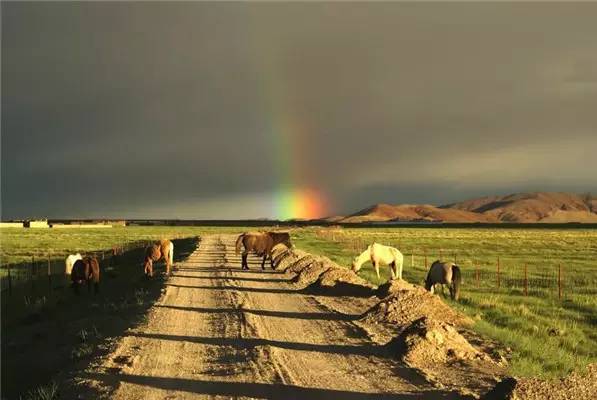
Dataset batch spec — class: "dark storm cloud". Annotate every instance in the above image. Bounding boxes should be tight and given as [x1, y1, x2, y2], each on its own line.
[2, 2, 597, 219]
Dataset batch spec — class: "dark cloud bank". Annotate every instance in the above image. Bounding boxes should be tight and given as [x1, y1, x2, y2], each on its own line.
[2, 2, 596, 219]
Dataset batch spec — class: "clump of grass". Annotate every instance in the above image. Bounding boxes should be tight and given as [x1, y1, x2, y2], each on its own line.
[70, 343, 94, 360]
[23, 381, 59, 400]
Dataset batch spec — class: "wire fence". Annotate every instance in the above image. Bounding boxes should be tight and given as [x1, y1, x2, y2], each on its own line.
[0, 235, 192, 297]
[316, 230, 596, 300]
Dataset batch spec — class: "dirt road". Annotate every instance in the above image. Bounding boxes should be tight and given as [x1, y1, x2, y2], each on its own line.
[79, 235, 461, 399]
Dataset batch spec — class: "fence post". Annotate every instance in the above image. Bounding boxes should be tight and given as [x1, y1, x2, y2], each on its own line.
[8, 264, 12, 296]
[496, 256, 500, 290]
[453, 252, 457, 264]
[524, 263, 528, 296]
[439, 248, 443, 260]
[558, 263, 562, 300]
[424, 248, 428, 270]
[411, 252, 414, 268]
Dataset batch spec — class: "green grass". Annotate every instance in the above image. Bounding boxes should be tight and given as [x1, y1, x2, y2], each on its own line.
[291, 226, 597, 379]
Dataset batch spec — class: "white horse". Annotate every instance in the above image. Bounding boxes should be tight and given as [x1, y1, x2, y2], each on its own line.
[352, 243, 404, 280]
[65, 253, 83, 275]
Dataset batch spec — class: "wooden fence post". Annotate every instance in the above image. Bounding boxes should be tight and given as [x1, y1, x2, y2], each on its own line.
[424, 248, 428, 270]
[496, 256, 500, 290]
[558, 263, 562, 300]
[453, 253, 457, 264]
[524, 263, 528, 296]
[411, 252, 414, 268]
[439, 248, 443, 260]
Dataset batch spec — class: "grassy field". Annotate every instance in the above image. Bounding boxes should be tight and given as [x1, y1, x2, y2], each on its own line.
[2, 225, 595, 381]
[291, 226, 597, 379]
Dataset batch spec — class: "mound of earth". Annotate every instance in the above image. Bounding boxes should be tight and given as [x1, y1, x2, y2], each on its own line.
[376, 279, 418, 299]
[388, 317, 503, 396]
[307, 267, 377, 297]
[271, 243, 291, 265]
[292, 259, 333, 287]
[287, 254, 320, 275]
[364, 282, 472, 328]
[274, 249, 309, 272]
[483, 364, 597, 400]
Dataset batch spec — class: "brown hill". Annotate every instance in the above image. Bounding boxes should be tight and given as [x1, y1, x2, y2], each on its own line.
[442, 192, 597, 223]
[341, 203, 498, 223]
[340, 192, 597, 223]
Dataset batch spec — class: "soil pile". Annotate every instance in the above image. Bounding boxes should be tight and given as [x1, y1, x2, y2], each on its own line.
[483, 364, 597, 400]
[275, 249, 309, 272]
[271, 244, 291, 265]
[307, 267, 377, 297]
[388, 317, 503, 396]
[287, 254, 320, 275]
[292, 259, 333, 287]
[364, 281, 472, 328]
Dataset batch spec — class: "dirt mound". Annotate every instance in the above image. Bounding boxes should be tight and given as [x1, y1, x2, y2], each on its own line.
[274, 249, 309, 272]
[271, 243, 290, 264]
[364, 283, 472, 328]
[388, 317, 502, 396]
[287, 254, 320, 275]
[292, 259, 333, 287]
[390, 317, 483, 364]
[483, 364, 597, 400]
[307, 267, 377, 297]
[376, 279, 418, 299]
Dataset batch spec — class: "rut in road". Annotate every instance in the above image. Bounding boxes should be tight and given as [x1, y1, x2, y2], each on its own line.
[80, 235, 461, 399]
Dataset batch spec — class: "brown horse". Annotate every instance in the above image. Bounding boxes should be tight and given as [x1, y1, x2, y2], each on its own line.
[143, 239, 174, 277]
[71, 256, 100, 294]
[235, 231, 292, 270]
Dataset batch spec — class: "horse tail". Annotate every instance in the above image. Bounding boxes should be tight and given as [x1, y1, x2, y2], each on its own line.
[451, 265, 462, 300]
[169, 241, 174, 265]
[235, 234, 245, 255]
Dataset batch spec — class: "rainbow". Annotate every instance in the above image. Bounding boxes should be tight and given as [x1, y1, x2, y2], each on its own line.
[248, 16, 330, 221]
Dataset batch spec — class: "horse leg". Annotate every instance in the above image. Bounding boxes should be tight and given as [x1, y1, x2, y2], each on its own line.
[261, 254, 266, 270]
[242, 253, 249, 270]
[389, 261, 397, 280]
[374, 261, 380, 280]
[270, 254, 275, 270]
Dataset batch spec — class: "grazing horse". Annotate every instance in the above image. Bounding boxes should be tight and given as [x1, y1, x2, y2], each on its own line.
[235, 231, 292, 270]
[352, 243, 404, 280]
[425, 260, 462, 300]
[143, 239, 174, 277]
[65, 253, 83, 275]
[71, 257, 100, 294]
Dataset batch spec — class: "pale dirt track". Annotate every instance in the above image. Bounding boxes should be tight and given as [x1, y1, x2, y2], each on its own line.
[80, 235, 461, 399]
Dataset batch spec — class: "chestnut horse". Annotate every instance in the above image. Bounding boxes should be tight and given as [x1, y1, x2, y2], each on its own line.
[71, 256, 100, 294]
[143, 239, 174, 277]
[235, 232, 292, 270]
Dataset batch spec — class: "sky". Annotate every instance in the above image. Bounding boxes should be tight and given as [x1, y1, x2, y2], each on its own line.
[2, 2, 597, 220]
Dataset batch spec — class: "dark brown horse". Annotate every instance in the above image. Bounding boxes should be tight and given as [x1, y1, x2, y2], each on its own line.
[143, 239, 174, 277]
[71, 256, 100, 294]
[235, 231, 292, 270]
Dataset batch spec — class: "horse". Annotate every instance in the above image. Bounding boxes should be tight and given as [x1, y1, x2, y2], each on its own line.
[71, 256, 100, 294]
[425, 260, 462, 300]
[352, 243, 404, 280]
[143, 239, 174, 277]
[65, 253, 83, 275]
[235, 231, 292, 270]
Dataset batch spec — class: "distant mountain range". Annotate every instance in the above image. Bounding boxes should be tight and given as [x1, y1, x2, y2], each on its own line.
[335, 192, 597, 223]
